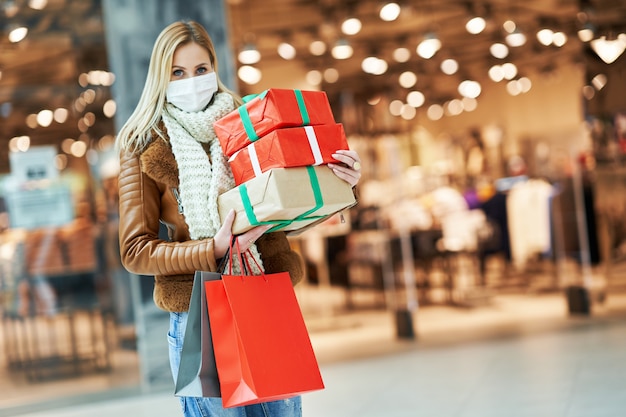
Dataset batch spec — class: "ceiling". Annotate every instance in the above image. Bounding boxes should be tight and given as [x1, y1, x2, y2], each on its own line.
[1, 0, 626, 171]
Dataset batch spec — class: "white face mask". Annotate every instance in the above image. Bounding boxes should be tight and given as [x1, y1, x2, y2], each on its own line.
[166, 72, 218, 112]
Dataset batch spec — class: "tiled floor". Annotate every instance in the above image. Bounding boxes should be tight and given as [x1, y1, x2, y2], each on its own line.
[7, 290, 626, 417]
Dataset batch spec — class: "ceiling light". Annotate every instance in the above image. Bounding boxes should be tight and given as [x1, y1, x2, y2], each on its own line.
[446, 99, 464, 116]
[10, 136, 31, 152]
[441, 58, 459, 75]
[518, 77, 532, 93]
[591, 73, 607, 90]
[277, 42, 296, 60]
[8, 26, 28, 43]
[427, 104, 444, 121]
[380, 3, 401, 22]
[506, 30, 526, 47]
[466, 16, 486, 34]
[506, 80, 522, 96]
[25, 114, 38, 129]
[389, 99, 403, 116]
[37, 109, 53, 127]
[503, 20, 516, 33]
[458, 80, 481, 99]
[331, 39, 353, 60]
[417, 34, 441, 59]
[537, 29, 554, 46]
[28, 0, 48, 10]
[103, 100, 117, 118]
[488, 65, 504, 82]
[490, 42, 509, 59]
[306, 70, 322, 86]
[590, 35, 626, 64]
[367, 95, 381, 105]
[407, 91, 425, 107]
[553, 32, 567, 47]
[341, 17, 362, 35]
[399, 71, 417, 88]
[361, 56, 388, 75]
[582, 85, 595, 100]
[401, 104, 417, 120]
[238, 43, 261, 65]
[309, 40, 326, 56]
[502, 62, 518, 79]
[578, 26, 594, 42]
[462, 97, 478, 111]
[393, 47, 411, 62]
[323, 68, 339, 83]
[53, 108, 68, 123]
[237, 65, 262, 84]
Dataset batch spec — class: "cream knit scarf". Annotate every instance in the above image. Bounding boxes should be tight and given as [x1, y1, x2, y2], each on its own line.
[162, 92, 263, 274]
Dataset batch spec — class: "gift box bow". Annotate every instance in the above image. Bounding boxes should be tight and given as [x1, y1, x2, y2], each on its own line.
[238, 89, 312, 142]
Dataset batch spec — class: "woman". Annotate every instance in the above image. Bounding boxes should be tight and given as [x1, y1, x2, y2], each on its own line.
[115, 20, 362, 417]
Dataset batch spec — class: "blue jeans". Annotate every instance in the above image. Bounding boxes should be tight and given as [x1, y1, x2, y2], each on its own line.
[168, 312, 302, 417]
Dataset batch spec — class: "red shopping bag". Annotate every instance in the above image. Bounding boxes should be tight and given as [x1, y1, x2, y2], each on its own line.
[205, 248, 324, 408]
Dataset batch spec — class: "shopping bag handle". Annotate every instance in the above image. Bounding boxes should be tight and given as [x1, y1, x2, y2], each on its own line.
[228, 236, 252, 277]
[228, 237, 267, 281]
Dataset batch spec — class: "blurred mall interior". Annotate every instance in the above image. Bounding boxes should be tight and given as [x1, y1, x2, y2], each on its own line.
[1, 0, 626, 415]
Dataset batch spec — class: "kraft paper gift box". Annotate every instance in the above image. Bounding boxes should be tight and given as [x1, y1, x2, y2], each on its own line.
[228, 124, 349, 185]
[214, 89, 336, 157]
[218, 166, 356, 235]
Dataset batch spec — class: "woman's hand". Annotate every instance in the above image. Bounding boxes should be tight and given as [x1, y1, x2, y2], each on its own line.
[328, 149, 362, 188]
[213, 209, 272, 259]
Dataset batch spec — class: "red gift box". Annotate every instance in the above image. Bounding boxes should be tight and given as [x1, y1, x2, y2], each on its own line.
[228, 124, 349, 185]
[214, 89, 336, 157]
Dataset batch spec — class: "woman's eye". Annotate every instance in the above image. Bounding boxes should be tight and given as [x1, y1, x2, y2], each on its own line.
[172, 69, 183, 77]
[196, 67, 208, 75]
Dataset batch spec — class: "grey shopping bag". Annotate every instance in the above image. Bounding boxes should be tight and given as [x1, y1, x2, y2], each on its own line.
[174, 270, 222, 397]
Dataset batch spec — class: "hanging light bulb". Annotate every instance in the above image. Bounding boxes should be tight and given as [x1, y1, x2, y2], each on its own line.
[238, 65, 262, 84]
[331, 39, 353, 60]
[341, 17, 362, 35]
[309, 40, 326, 56]
[379, 2, 401, 22]
[490, 42, 509, 59]
[441, 58, 459, 75]
[590, 35, 626, 64]
[466, 16, 486, 34]
[506, 29, 527, 47]
[28, 0, 48, 10]
[537, 28, 554, 46]
[578, 24, 595, 42]
[238, 43, 261, 65]
[277, 42, 296, 60]
[393, 46, 411, 62]
[8, 26, 28, 43]
[361, 56, 388, 75]
[416, 34, 441, 59]
[458, 80, 482, 99]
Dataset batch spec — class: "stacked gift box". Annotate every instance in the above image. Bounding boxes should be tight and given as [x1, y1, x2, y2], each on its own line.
[214, 88, 356, 235]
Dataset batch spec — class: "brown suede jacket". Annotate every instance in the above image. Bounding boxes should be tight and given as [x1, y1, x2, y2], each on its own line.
[118, 136, 304, 312]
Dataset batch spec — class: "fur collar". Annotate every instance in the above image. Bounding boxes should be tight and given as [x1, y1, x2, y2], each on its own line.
[140, 138, 180, 188]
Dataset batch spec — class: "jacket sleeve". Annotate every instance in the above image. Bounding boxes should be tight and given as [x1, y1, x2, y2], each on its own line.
[117, 151, 218, 276]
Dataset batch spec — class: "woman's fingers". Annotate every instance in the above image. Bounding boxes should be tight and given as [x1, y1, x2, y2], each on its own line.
[236, 224, 272, 251]
[329, 150, 362, 187]
[331, 150, 361, 169]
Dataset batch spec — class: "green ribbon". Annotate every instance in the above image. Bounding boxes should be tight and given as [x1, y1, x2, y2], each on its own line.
[238, 166, 325, 233]
[237, 89, 310, 143]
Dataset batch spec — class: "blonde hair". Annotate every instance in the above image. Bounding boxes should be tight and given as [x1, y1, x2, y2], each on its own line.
[115, 20, 242, 154]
